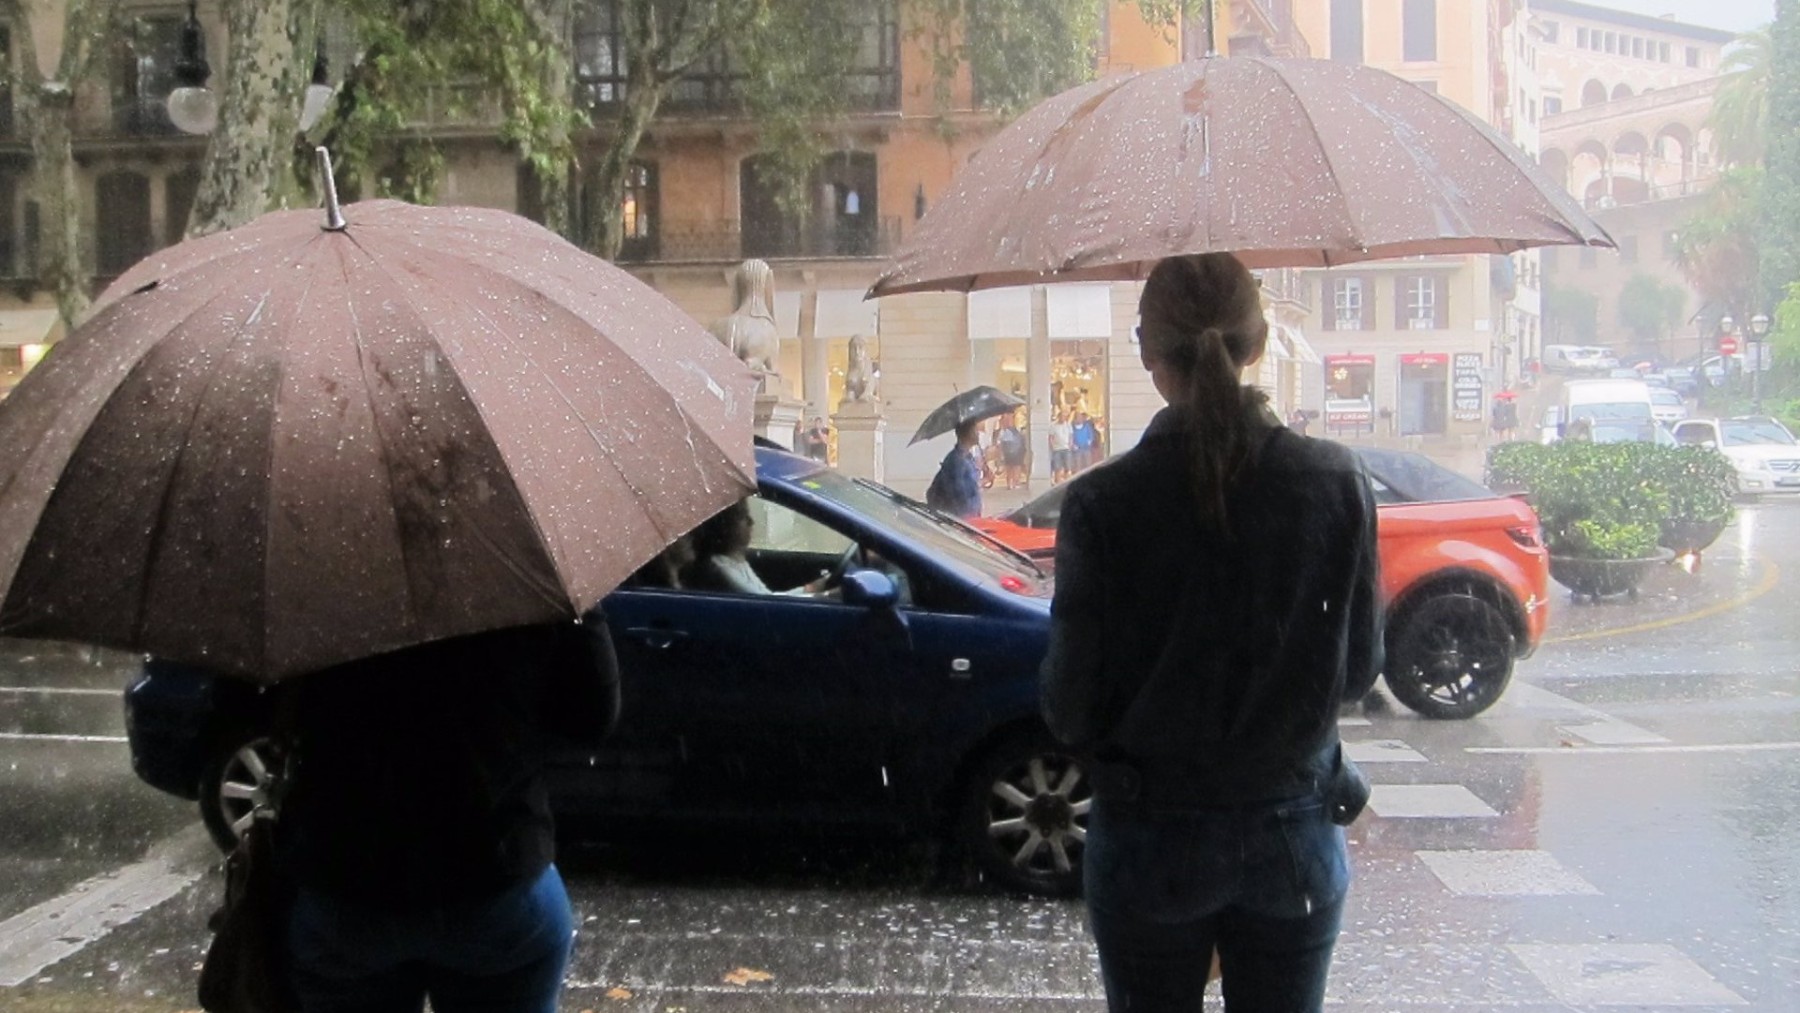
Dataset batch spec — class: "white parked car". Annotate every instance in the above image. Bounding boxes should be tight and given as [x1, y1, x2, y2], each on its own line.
[1671, 417, 1800, 497]
[1649, 388, 1689, 424]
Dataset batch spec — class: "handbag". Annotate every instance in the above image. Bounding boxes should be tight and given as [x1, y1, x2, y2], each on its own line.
[198, 809, 298, 1013]
[199, 694, 300, 1013]
[1326, 744, 1371, 826]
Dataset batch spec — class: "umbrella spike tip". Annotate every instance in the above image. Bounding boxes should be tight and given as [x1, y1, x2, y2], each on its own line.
[316, 146, 347, 231]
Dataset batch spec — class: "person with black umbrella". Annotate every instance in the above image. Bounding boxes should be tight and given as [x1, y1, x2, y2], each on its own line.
[925, 420, 984, 518]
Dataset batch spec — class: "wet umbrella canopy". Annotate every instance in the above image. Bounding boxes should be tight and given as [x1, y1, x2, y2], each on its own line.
[0, 193, 757, 682]
[871, 55, 1613, 297]
[910, 386, 1027, 445]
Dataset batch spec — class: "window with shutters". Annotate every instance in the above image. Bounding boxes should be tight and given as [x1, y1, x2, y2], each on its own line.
[1397, 275, 1444, 330]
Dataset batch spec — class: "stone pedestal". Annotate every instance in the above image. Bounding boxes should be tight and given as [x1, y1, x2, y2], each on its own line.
[832, 399, 887, 483]
[755, 394, 806, 451]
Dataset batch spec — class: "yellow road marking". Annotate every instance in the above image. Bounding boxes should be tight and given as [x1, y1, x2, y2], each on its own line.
[1544, 558, 1780, 645]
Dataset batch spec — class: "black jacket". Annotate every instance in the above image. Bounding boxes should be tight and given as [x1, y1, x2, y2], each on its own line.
[282, 619, 619, 906]
[1041, 407, 1381, 806]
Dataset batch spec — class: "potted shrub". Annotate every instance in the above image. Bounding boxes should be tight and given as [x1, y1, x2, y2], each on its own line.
[1648, 446, 1736, 556]
[1499, 441, 1674, 602]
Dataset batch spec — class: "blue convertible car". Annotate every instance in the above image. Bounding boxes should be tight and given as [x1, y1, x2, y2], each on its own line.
[124, 444, 1084, 895]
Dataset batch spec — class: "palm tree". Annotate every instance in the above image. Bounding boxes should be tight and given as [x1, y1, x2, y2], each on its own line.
[1673, 167, 1763, 323]
[1708, 27, 1769, 167]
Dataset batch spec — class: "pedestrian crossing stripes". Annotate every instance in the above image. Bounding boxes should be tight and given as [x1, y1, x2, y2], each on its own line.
[1415, 849, 1600, 896]
[1349, 726, 1748, 1008]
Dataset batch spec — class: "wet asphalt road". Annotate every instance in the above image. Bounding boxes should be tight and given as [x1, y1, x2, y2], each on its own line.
[1, 501, 1796, 1012]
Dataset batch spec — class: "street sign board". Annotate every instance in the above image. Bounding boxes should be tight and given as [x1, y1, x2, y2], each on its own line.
[1719, 334, 1739, 356]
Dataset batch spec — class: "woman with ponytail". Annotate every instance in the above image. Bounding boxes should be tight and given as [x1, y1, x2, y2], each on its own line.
[1042, 253, 1382, 1012]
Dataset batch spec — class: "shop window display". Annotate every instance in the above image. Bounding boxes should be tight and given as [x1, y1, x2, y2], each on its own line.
[1323, 354, 1376, 436]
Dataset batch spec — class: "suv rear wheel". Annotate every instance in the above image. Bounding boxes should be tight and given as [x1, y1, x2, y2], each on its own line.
[1384, 593, 1516, 720]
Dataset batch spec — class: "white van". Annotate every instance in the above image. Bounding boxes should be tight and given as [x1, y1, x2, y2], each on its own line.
[1559, 378, 1658, 442]
[1543, 345, 1617, 374]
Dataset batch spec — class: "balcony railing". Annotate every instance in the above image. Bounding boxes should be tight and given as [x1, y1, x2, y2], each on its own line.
[1258, 266, 1311, 312]
[616, 216, 902, 264]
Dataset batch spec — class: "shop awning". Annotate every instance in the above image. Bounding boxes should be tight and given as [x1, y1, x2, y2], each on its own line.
[1046, 284, 1113, 339]
[0, 309, 61, 348]
[967, 286, 1032, 340]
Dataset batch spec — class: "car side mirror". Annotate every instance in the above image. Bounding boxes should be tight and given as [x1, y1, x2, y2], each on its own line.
[840, 569, 900, 609]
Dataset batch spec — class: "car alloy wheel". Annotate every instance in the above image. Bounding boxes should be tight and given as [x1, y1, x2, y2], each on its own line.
[200, 735, 280, 852]
[961, 736, 1090, 896]
[1385, 593, 1516, 720]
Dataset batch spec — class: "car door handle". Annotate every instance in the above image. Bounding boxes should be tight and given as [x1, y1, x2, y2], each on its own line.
[623, 627, 690, 650]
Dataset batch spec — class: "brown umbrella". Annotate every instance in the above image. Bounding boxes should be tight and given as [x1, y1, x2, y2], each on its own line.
[871, 55, 1613, 296]
[0, 183, 756, 682]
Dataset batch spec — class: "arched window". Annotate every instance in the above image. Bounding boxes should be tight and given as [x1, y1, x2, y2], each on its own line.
[1581, 80, 1608, 107]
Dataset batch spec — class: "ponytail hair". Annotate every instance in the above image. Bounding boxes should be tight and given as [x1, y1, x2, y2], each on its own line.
[1137, 254, 1270, 532]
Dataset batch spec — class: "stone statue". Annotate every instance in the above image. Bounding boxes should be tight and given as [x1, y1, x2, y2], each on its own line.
[709, 259, 781, 394]
[843, 333, 879, 404]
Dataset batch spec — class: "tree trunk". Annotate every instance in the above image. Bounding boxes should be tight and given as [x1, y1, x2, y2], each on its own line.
[584, 75, 662, 259]
[583, 0, 672, 259]
[6, 0, 116, 328]
[25, 84, 88, 326]
[187, 0, 318, 237]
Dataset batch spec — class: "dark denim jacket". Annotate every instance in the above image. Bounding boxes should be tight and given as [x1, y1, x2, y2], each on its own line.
[1041, 407, 1382, 806]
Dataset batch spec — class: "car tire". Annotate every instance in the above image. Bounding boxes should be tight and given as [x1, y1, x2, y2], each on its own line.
[957, 733, 1089, 897]
[1384, 593, 1516, 720]
[199, 734, 281, 852]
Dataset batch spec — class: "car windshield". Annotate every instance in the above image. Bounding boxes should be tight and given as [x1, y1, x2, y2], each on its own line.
[789, 469, 1048, 589]
[1721, 420, 1798, 446]
[1009, 484, 1069, 528]
[1651, 390, 1683, 406]
[1354, 448, 1495, 503]
[1571, 402, 1653, 421]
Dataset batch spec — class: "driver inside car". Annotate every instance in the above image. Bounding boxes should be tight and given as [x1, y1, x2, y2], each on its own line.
[684, 500, 835, 596]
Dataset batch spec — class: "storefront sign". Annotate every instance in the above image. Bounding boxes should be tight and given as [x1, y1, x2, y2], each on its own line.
[1325, 397, 1373, 428]
[1452, 352, 1484, 423]
[1323, 354, 1377, 435]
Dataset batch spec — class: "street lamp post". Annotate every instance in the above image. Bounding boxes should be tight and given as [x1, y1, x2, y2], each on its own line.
[1747, 312, 1771, 413]
[165, 1, 218, 136]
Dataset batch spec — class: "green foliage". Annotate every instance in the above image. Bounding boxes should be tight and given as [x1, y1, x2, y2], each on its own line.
[307, 0, 582, 208]
[1615, 272, 1687, 347]
[1762, 1, 1800, 309]
[1482, 441, 1735, 560]
[1673, 167, 1763, 319]
[1709, 27, 1769, 167]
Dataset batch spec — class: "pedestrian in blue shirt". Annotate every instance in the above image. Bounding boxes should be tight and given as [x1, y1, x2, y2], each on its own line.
[1072, 411, 1099, 470]
[926, 420, 983, 517]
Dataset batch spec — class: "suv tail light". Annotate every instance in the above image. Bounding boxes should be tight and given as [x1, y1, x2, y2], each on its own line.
[1505, 525, 1543, 549]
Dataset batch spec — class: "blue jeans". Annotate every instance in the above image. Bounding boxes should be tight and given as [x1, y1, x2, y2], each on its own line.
[1084, 795, 1349, 1013]
[287, 864, 575, 1013]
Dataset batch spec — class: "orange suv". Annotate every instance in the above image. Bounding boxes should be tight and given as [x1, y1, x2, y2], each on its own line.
[972, 447, 1549, 719]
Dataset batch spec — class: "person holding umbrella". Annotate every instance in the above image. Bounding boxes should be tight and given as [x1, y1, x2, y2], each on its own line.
[1041, 253, 1381, 1013]
[914, 385, 1024, 518]
[280, 620, 619, 1013]
[0, 153, 761, 1013]
[926, 420, 985, 518]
